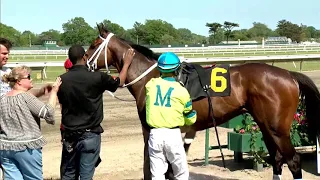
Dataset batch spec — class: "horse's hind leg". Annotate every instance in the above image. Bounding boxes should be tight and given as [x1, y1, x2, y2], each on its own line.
[257, 118, 301, 179]
[258, 126, 285, 180]
[260, 114, 302, 179]
[248, 88, 301, 179]
[272, 134, 302, 179]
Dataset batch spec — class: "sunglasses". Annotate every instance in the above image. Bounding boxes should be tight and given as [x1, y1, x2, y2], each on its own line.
[21, 74, 31, 80]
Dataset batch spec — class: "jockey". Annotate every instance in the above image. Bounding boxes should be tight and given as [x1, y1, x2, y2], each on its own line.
[145, 52, 197, 180]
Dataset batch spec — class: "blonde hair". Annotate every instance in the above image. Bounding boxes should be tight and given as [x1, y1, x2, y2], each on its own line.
[2, 66, 31, 88]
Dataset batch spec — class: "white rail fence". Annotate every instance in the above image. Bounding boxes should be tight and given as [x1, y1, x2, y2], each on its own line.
[9, 44, 320, 55]
[10, 49, 320, 60]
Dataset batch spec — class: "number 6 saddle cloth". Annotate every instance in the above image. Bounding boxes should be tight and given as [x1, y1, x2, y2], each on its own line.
[176, 62, 231, 101]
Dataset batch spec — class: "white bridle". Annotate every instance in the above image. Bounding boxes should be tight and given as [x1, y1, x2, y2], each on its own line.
[86, 33, 114, 73]
[86, 33, 158, 100]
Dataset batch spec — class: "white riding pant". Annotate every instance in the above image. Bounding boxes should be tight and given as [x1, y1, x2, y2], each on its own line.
[148, 128, 189, 180]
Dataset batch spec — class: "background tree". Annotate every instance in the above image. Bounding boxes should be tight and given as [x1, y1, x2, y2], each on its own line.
[61, 17, 96, 45]
[176, 28, 194, 44]
[223, 21, 239, 43]
[141, 19, 179, 45]
[0, 23, 22, 46]
[232, 29, 249, 41]
[276, 20, 304, 43]
[132, 22, 147, 44]
[247, 22, 273, 41]
[206, 22, 222, 44]
[38, 29, 62, 46]
[20, 31, 41, 46]
[102, 20, 126, 38]
[2, 17, 320, 47]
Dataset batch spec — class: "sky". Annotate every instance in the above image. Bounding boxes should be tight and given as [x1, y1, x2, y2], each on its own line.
[1, 0, 320, 36]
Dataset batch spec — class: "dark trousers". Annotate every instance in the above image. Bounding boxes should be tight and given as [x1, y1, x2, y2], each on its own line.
[60, 131, 101, 180]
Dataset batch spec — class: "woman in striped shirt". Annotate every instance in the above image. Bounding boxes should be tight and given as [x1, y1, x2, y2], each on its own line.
[0, 65, 61, 180]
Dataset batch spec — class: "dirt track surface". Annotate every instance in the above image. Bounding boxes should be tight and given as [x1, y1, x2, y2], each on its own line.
[39, 71, 320, 180]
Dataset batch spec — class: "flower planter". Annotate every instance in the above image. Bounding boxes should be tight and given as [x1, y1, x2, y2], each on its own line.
[227, 131, 268, 171]
[227, 131, 267, 153]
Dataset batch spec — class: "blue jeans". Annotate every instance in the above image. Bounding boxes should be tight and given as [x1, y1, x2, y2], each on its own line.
[60, 132, 101, 180]
[0, 148, 42, 180]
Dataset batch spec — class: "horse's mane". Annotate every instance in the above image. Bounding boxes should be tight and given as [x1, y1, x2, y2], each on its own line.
[99, 24, 160, 61]
[119, 38, 160, 61]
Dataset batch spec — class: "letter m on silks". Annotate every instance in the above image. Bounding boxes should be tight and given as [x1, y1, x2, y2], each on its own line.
[154, 85, 174, 107]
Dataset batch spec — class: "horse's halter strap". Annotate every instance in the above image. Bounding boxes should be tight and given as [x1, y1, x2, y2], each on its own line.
[86, 33, 114, 73]
[86, 33, 158, 90]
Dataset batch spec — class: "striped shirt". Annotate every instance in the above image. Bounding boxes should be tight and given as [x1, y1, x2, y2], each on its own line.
[0, 92, 55, 151]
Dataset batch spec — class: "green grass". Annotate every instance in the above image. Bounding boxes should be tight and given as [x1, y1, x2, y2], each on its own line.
[10, 55, 67, 62]
[30, 67, 117, 83]
[31, 67, 65, 82]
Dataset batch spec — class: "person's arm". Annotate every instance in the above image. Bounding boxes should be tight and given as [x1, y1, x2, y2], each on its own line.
[47, 77, 61, 108]
[118, 48, 135, 86]
[100, 48, 135, 92]
[182, 91, 197, 126]
[24, 77, 62, 125]
[24, 93, 55, 125]
[29, 84, 52, 97]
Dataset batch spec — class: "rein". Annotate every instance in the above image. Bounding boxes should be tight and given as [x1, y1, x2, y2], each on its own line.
[87, 33, 158, 101]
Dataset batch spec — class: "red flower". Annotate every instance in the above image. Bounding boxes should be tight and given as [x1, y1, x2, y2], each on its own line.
[294, 113, 301, 123]
[252, 125, 258, 131]
[239, 129, 245, 134]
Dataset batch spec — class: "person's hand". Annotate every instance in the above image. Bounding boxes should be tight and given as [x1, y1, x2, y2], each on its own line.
[51, 77, 62, 93]
[123, 48, 135, 66]
[38, 84, 52, 96]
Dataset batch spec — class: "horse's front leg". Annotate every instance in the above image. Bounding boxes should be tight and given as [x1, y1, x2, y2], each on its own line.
[142, 126, 152, 180]
[182, 129, 197, 154]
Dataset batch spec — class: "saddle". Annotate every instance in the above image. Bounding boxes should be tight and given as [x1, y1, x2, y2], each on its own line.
[176, 62, 231, 101]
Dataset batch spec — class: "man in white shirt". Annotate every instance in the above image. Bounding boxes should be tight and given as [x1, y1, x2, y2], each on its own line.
[0, 37, 12, 180]
[0, 38, 53, 97]
[0, 38, 12, 96]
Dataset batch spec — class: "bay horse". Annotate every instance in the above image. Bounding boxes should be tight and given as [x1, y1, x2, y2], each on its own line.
[85, 23, 320, 180]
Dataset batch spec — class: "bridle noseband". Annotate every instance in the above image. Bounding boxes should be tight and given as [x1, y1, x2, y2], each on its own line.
[86, 33, 114, 73]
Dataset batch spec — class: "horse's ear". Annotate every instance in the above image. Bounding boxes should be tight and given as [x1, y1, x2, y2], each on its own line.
[97, 22, 102, 35]
[101, 22, 105, 29]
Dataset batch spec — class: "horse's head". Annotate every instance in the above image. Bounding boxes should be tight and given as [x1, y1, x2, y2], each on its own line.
[85, 23, 131, 72]
[86, 23, 162, 91]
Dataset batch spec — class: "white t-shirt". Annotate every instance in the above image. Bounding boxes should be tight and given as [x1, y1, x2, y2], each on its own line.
[0, 66, 12, 96]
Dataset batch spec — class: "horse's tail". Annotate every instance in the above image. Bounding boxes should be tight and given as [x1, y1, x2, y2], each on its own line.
[290, 71, 320, 139]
